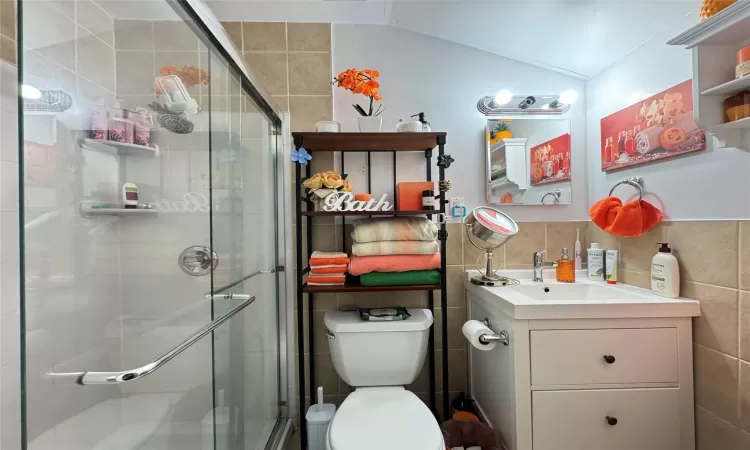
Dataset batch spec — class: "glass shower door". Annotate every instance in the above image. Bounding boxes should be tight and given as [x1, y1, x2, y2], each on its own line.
[17, 1, 285, 449]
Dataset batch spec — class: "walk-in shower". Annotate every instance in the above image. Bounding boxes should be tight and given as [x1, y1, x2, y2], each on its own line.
[15, 0, 289, 448]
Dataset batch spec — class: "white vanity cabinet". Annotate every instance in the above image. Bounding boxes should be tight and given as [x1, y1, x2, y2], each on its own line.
[465, 272, 700, 450]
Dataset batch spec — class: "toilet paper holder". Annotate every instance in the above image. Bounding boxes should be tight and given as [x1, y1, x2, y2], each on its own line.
[480, 318, 510, 346]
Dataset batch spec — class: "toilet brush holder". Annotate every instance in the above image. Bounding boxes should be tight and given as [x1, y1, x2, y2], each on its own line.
[306, 386, 336, 450]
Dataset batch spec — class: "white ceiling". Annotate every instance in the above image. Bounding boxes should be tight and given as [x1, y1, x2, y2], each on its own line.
[204, 0, 703, 79]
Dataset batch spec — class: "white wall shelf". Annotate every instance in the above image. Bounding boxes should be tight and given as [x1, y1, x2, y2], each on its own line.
[667, 1, 750, 48]
[701, 75, 750, 97]
[712, 116, 750, 130]
[80, 203, 158, 217]
[81, 138, 159, 157]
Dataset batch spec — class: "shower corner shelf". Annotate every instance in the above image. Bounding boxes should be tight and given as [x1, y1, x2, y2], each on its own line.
[80, 203, 158, 217]
[81, 138, 159, 157]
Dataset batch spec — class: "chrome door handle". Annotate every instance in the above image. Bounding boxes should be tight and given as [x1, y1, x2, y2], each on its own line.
[48, 295, 256, 385]
[204, 293, 253, 301]
[178, 246, 218, 276]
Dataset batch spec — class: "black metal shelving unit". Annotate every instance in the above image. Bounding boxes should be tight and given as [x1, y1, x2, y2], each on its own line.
[293, 132, 450, 448]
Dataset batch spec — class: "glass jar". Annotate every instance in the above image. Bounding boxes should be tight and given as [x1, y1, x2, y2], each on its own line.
[724, 91, 750, 122]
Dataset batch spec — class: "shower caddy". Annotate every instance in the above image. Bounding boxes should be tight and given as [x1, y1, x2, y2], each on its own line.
[293, 132, 452, 448]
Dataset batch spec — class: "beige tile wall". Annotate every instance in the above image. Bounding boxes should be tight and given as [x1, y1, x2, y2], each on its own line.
[0, 0, 14, 64]
[590, 221, 750, 446]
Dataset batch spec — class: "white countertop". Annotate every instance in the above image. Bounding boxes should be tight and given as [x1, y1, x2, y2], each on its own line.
[464, 269, 701, 320]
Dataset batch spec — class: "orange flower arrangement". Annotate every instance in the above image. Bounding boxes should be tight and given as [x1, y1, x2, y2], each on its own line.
[333, 68, 384, 117]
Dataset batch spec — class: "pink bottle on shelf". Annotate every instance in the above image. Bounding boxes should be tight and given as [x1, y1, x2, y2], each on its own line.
[132, 107, 153, 147]
[108, 106, 127, 143]
[90, 100, 108, 140]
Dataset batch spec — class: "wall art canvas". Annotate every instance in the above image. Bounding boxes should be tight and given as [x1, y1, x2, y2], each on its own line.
[600, 79, 706, 172]
[530, 133, 571, 186]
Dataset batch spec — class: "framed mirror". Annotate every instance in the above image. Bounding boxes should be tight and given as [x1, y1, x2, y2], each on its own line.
[486, 118, 572, 205]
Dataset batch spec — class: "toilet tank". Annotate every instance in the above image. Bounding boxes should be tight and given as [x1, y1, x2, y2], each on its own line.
[324, 309, 433, 387]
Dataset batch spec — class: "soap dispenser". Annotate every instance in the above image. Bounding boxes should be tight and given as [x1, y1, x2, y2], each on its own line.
[556, 248, 575, 283]
[651, 243, 679, 298]
[411, 112, 431, 132]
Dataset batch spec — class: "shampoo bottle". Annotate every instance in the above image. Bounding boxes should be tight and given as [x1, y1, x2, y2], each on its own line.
[651, 243, 680, 298]
[587, 243, 604, 281]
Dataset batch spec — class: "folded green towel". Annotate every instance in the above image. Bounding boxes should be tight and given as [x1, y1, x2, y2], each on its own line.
[360, 270, 441, 286]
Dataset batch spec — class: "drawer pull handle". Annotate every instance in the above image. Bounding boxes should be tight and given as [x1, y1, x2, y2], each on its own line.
[605, 416, 618, 426]
[603, 355, 616, 364]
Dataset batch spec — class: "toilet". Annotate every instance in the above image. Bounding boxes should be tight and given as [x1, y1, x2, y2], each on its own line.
[323, 308, 445, 450]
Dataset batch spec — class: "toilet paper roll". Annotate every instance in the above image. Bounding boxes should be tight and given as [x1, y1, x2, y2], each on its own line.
[462, 320, 497, 351]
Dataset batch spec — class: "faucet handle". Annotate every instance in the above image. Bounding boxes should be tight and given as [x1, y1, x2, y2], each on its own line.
[533, 249, 547, 265]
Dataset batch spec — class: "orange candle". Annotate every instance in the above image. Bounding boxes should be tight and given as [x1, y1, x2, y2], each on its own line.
[354, 194, 372, 201]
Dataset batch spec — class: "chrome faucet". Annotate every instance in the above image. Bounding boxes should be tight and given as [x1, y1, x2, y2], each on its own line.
[532, 250, 554, 282]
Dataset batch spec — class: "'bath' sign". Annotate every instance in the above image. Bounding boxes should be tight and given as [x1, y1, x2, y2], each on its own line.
[323, 192, 392, 212]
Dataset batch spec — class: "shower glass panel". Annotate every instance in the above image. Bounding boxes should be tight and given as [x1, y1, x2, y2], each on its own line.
[17, 1, 285, 449]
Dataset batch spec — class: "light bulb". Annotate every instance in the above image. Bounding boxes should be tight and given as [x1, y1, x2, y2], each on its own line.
[21, 84, 42, 100]
[541, 104, 550, 110]
[559, 90, 579, 105]
[493, 90, 513, 105]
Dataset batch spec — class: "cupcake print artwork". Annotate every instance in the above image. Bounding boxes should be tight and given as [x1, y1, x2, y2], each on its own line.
[600, 79, 706, 172]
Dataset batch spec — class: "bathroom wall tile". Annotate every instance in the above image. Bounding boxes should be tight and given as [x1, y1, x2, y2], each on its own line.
[696, 406, 750, 450]
[77, 0, 113, 46]
[741, 291, 750, 362]
[289, 96, 332, 133]
[446, 223, 463, 266]
[586, 223, 620, 253]
[447, 349, 467, 392]
[619, 269, 650, 289]
[309, 353, 338, 395]
[668, 221, 738, 288]
[242, 22, 286, 52]
[446, 266, 465, 308]
[0, 0, 15, 40]
[113, 20, 153, 51]
[0, 35, 14, 65]
[116, 51, 155, 95]
[78, 77, 115, 102]
[505, 222, 545, 265]
[220, 22, 243, 50]
[24, 2, 74, 71]
[434, 307, 466, 351]
[1, 160, 17, 212]
[77, 27, 115, 93]
[244, 53, 288, 96]
[309, 293, 337, 311]
[311, 224, 339, 253]
[312, 310, 328, 355]
[741, 360, 750, 432]
[546, 222, 586, 263]
[618, 223, 666, 273]
[287, 23, 330, 52]
[153, 20, 200, 51]
[684, 281, 739, 357]
[694, 344, 740, 425]
[740, 222, 750, 291]
[272, 95, 289, 112]
[288, 53, 331, 95]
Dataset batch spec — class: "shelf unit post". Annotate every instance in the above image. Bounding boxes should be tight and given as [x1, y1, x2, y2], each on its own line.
[437, 135, 449, 420]
[424, 147, 436, 418]
[293, 134, 307, 450]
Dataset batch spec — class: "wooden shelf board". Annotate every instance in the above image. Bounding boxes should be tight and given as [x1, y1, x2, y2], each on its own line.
[302, 282, 440, 294]
[712, 117, 750, 130]
[701, 76, 750, 97]
[667, 1, 750, 47]
[292, 132, 446, 152]
[302, 210, 437, 217]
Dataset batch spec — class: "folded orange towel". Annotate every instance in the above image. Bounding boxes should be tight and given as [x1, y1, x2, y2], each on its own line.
[309, 251, 350, 266]
[307, 274, 347, 285]
[589, 197, 663, 237]
[311, 266, 348, 275]
[349, 253, 441, 276]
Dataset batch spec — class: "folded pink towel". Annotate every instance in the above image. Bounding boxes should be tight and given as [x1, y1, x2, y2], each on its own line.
[349, 253, 441, 276]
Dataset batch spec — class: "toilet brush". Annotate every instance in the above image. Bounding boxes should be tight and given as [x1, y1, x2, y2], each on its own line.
[306, 386, 336, 450]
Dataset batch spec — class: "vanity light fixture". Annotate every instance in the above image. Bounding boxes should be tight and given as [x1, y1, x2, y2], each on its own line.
[490, 89, 513, 107]
[559, 89, 579, 105]
[477, 93, 570, 115]
[21, 84, 42, 100]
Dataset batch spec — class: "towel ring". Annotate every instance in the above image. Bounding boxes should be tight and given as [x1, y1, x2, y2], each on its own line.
[609, 176, 644, 201]
[540, 189, 561, 204]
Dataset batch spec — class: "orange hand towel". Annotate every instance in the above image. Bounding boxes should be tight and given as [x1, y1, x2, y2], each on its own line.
[307, 274, 346, 285]
[309, 251, 350, 266]
[310, 266, 348, 275]
[589, 197, 663, 237]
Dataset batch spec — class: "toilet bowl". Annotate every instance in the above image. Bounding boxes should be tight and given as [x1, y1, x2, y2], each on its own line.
[324, 309, 444, 450]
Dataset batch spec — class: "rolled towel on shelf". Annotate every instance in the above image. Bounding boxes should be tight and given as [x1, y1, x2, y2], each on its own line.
[349, 253, 441, 276]
[351, 240, 439, 257]
[351, 217, 438, 243]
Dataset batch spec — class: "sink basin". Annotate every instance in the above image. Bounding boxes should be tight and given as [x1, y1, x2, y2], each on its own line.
[509, 283, 648, 302]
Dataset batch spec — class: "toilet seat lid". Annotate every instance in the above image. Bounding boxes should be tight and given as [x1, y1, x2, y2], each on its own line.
[328, 388, 443, 450]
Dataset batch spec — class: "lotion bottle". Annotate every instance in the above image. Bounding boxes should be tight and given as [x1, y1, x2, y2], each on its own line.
[651, 243, 680, 298]
[587, 243, 605, 281]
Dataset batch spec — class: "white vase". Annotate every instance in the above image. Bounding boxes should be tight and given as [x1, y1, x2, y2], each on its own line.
[358, 116, 383, 132]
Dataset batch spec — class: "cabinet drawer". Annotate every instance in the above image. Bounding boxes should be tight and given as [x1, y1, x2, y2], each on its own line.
[532, 388, 680, 450]
[530, 328, 678, 386]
